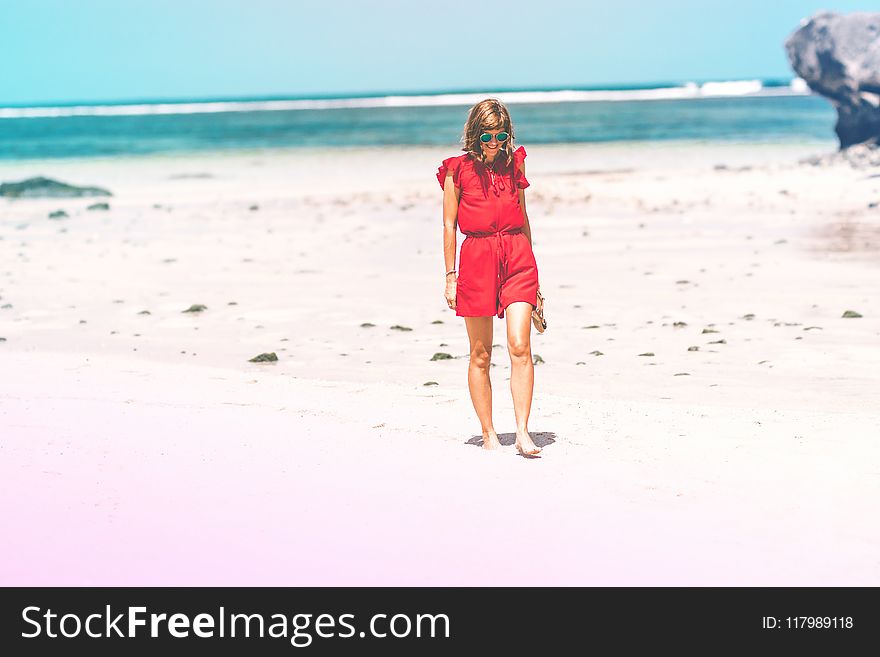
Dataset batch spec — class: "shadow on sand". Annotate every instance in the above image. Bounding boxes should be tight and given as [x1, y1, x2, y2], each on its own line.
[466, 431, 557, 456]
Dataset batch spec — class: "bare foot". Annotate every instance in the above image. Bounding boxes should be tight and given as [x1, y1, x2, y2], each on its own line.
[482, 431, 502, 450]
[514, 429, 541, 456]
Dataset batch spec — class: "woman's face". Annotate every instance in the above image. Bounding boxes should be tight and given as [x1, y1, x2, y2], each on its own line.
[479, 127, 508, 159]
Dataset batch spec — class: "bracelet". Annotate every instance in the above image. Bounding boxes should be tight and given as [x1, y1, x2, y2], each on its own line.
[445, 269, 456, 277]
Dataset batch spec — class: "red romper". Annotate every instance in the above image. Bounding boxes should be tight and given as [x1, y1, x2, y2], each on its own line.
[436, 145, 540, 319]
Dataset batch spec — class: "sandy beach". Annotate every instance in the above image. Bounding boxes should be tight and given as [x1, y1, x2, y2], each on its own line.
[1, 140, 878, 585]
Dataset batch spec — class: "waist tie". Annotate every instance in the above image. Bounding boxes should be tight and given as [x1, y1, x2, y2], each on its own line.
[464, 227, 523, 317]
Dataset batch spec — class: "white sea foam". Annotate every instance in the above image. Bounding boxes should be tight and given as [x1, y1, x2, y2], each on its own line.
[698, 79, 763, 95]
[790, 77, 810, 93]
[0, 79, 811, 119]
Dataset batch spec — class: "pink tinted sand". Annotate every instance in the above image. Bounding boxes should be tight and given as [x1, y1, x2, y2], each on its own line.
[1, 142, 879, 585]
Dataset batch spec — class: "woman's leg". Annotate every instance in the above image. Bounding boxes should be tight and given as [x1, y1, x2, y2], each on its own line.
[464, 316, 500, 449]
[505, 301, 541, 455]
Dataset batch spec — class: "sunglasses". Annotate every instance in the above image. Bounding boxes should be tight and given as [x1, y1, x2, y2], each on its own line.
[479, 131, 509, 143]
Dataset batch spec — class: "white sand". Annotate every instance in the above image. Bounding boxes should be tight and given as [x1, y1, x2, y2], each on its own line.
[1, 139, 878, 585]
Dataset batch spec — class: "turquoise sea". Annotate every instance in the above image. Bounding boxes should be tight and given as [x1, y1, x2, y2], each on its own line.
[0, 79, 837, 160]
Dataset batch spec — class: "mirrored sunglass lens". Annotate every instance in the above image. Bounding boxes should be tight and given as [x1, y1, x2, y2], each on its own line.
[496, 132, 509, 141]
[480, 133, 492, 142]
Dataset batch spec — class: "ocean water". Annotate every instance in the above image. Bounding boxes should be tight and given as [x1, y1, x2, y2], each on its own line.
[0, 79, 838, 160]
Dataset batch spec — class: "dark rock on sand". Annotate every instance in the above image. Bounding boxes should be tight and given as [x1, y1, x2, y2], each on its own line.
[0, 176, 112, 198]
[87, 202, 110, 211]
[423, 381, 439, 386]
[249, 352, 278, 362]
[48, 210, 68, 219]
[533, 354, 545, 364]
[785, 11, 880, 148]
[688, 346, 700, 351]
[360, 322, 375, 328]
[431, 352, 453, 361]
[842, 309, 863, 317]
[138, 310, 151, 315]
[390, 325, 412, 331]
[182, 304, 207, 313]
[804, 141, 880, 168]
[638, 352, 654, 357]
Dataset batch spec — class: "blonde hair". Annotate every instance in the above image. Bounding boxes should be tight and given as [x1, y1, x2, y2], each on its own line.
[460, 97, 517, 170]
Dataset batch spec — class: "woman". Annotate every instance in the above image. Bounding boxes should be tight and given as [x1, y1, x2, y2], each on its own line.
[436, 98, 543, 456]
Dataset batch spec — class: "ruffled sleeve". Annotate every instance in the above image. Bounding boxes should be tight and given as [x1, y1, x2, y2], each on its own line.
[436, 155, 462, 191]
[513, 145, 530, 189]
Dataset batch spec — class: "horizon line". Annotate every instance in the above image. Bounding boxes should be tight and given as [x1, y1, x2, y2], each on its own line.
[0, 75, 799, 109]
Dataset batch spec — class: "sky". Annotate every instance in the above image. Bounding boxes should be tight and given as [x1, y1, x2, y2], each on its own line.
[0, 0, 873, 106]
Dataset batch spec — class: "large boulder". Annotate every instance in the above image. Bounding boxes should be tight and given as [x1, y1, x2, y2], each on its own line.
[785, 11, 880, 148]
[0, 176, 112, 198]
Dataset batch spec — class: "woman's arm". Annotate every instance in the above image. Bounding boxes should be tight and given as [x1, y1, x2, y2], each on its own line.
[442, 172, 461, 278]
[517, 161, 540, 294]
[518, 160, 532, 248]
